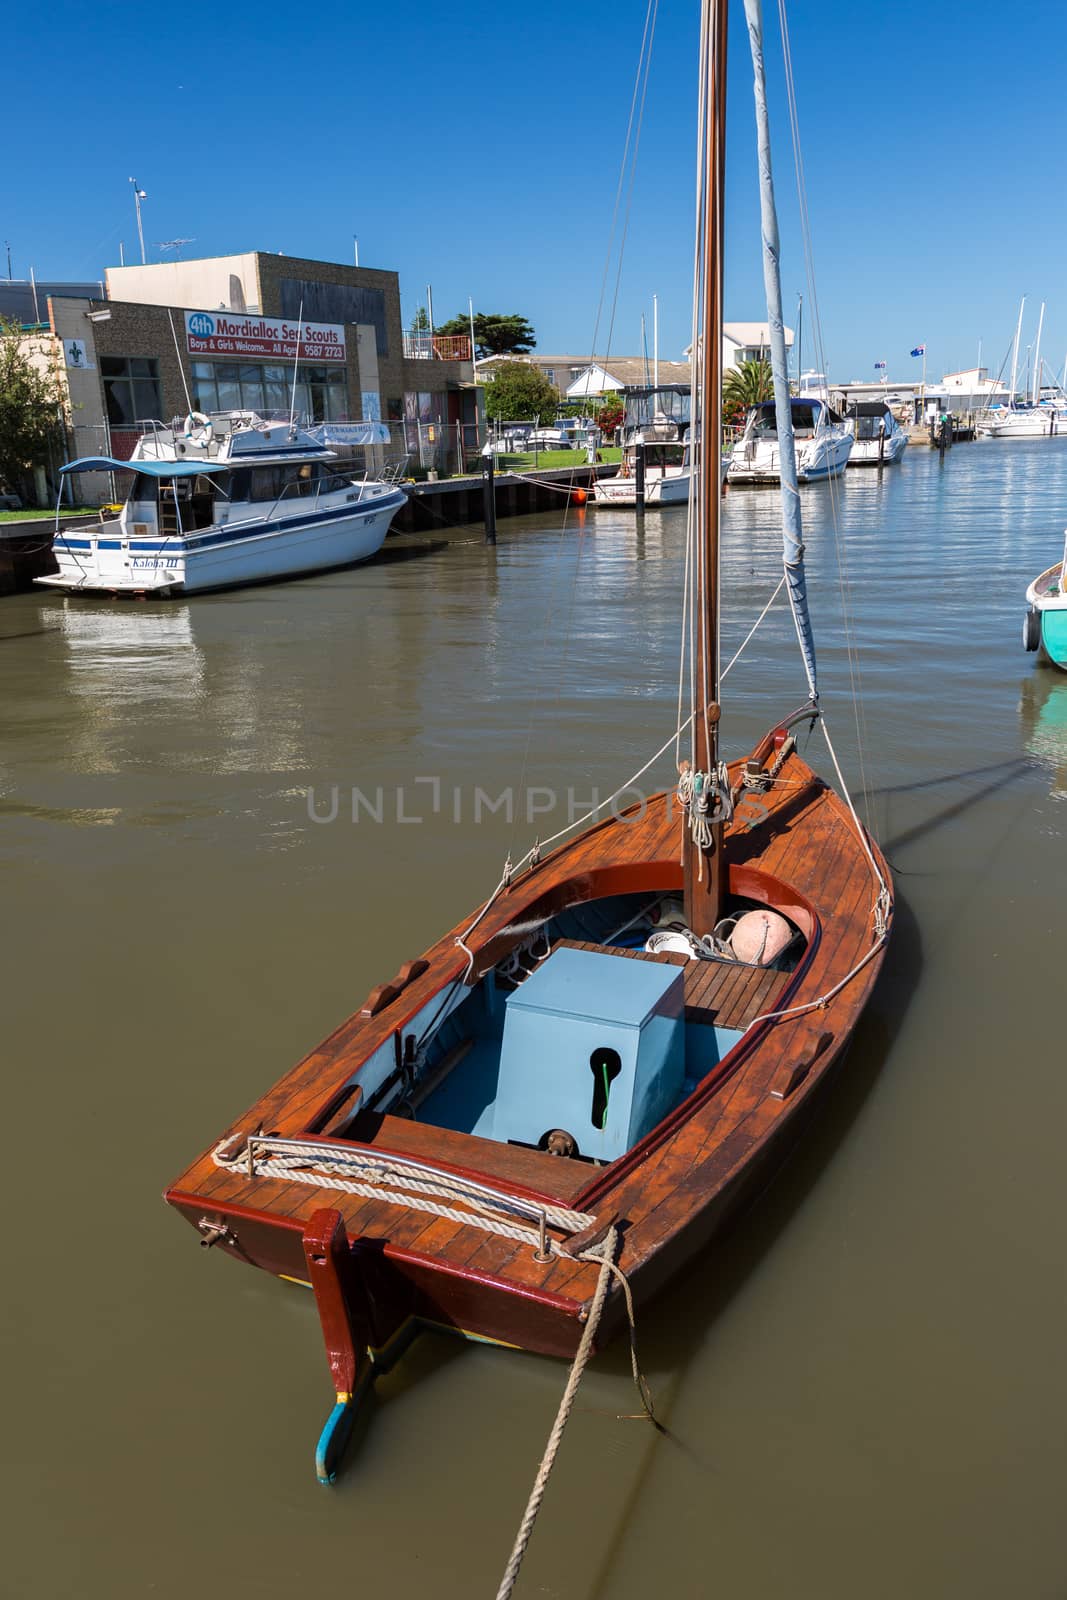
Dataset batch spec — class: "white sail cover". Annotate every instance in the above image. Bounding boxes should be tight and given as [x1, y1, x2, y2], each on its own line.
[743, 0, 818, 703]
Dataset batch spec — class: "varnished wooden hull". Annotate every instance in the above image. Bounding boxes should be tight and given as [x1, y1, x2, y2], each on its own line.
[166, 729, 892, 1369]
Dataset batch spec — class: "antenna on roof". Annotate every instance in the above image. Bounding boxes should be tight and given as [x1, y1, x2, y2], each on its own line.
[129, 179, 147, 264]
[159, 239, 197, 259]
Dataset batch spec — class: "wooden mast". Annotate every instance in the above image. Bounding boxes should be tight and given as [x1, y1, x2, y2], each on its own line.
[684, 0, 728, 936]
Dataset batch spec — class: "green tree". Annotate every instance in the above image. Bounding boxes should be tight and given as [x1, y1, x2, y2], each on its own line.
[0, 318, 65, 501]
[411, 306, 430, 332]
[436, 311, 536, 359]
[483, 361, 559, 425]
[723, 358, 773, 424]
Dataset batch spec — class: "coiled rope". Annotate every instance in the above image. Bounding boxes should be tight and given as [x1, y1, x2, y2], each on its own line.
[213, 1135, 595, 1255]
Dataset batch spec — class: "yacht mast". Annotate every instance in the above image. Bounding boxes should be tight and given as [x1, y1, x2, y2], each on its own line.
[683, 0, 728, 936]
[1009, 295, 1026, 405]
[1032, 301, 1045, 405]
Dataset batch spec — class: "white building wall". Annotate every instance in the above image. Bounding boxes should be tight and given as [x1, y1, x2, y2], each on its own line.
[105, 254, 260, 313]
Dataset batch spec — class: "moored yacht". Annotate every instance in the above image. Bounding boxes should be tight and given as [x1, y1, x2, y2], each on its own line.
[593, 384, 693, 506]
[38, 413, 406, 596]
[844, 400, 908, 464]
[984, 403, 1067, 439]
[728, 395, 852, 483]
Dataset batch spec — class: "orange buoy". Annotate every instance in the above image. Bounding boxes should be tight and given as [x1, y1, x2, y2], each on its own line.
[573, 487, 587, 504]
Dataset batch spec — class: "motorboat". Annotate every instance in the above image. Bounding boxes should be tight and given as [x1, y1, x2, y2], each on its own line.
[594, 385, 693, 506]
[984, 404, 1067, 439]
[844, 400, 908, 465]
[728, 395, 852, 483]
[37, 414, 406, 596]
[1024, 534, 1067, 668]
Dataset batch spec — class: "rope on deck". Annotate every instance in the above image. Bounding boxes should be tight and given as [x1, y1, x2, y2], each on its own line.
[212, 1134, 596, 1255]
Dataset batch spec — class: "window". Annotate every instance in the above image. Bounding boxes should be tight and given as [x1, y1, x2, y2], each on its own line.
[101, 356, 162, 426]
[249, 467, 281, 502]
[544, 368, 556, 385]
[191, 361, 347, 421]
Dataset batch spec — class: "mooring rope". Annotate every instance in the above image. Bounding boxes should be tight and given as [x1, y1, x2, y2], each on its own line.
[494, 1225, 657, 1600]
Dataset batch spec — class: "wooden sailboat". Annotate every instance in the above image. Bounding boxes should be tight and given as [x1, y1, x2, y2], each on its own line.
[166, 0, 893, 1484]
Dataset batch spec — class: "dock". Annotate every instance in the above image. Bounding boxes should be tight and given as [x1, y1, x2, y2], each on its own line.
[393, 463, 617, 534]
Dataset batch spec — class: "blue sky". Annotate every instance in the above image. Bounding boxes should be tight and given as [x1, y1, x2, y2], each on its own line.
[6, 1, 1066, 385]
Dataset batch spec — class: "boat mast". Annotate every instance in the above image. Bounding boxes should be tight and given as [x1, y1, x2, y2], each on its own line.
[1032, 300, 1045, 405]
[683, 0, 728, 936]
[1009, 295, 1025, 406]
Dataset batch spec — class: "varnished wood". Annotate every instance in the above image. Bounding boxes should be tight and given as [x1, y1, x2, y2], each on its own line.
[685, 0, 729, 936]
[551, 937, 792, 1031]
[165, 732, 892, 1369]
[361, 958, 430, 1017]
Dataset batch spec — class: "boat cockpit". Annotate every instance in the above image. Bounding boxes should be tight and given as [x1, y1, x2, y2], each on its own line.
[320, 887, 808, 1167]
[845, 401, 898, 441]
[744, 399, 842, 441]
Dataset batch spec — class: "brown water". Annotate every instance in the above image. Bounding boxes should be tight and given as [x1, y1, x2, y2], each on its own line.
[3, 440, 1066, 1599]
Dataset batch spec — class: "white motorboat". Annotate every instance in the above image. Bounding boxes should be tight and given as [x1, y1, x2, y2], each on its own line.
[984, 404, 1067, 439]
[38, 414, 406, 597]
[593, 384, 693, 507]
[981, 296, 1067, 438]
[728, 396, 852, 483]
[844, 400, 908, 465]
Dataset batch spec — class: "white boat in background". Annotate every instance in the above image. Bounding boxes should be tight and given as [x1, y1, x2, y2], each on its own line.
[728, 396, 852, 483]
[981, 296, 1067, 438]
[593, 384, 693, 507]
[38, 414, 406, 596]
[844, 400, 908, 465]
[984, 404, 1067, 439]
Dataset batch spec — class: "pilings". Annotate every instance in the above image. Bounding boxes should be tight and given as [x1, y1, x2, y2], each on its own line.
[482, 452, 497, 545]
[394, 464, 615, 535]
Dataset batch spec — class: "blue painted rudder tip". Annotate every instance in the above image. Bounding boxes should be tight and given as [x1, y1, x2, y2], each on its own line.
[315, 1396, 354, 1486]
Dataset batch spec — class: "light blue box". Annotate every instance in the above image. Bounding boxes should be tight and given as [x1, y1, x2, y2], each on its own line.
[495, 947, 685, 1160]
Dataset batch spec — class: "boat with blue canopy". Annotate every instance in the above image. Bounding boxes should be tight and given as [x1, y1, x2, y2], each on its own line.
[37, 413, 406, 596]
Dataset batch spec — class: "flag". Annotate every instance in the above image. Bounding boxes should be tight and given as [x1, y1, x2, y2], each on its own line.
[910, 345, 926, 357]
[874, 360, 886, 370]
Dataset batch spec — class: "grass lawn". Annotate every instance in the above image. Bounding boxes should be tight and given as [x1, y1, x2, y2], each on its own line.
[495, 447, 622, 471]
[0, 507, 96, 522]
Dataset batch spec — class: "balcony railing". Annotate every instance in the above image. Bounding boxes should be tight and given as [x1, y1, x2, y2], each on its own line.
[402, 331, 472, 362]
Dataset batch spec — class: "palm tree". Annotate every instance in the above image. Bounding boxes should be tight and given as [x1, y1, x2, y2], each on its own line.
[723, 358, 773, 424]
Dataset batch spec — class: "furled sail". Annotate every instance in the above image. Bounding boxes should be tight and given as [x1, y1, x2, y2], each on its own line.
[743, 0, 818, 703]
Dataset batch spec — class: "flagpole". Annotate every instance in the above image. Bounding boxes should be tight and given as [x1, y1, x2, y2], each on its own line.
[921, 346, 926, 416]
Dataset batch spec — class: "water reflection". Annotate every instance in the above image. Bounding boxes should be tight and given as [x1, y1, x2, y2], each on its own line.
[1018, 668, 1067, 799]
[56, 601, 206, 709]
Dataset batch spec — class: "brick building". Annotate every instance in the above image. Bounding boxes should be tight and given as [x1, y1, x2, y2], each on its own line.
[34, 251, 478, 502]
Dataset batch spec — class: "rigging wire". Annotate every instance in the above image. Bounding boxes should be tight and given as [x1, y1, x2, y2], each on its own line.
[506, 4, 662, 847]
[776, 0, 875, 825]
[588, 0, 660, 371]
